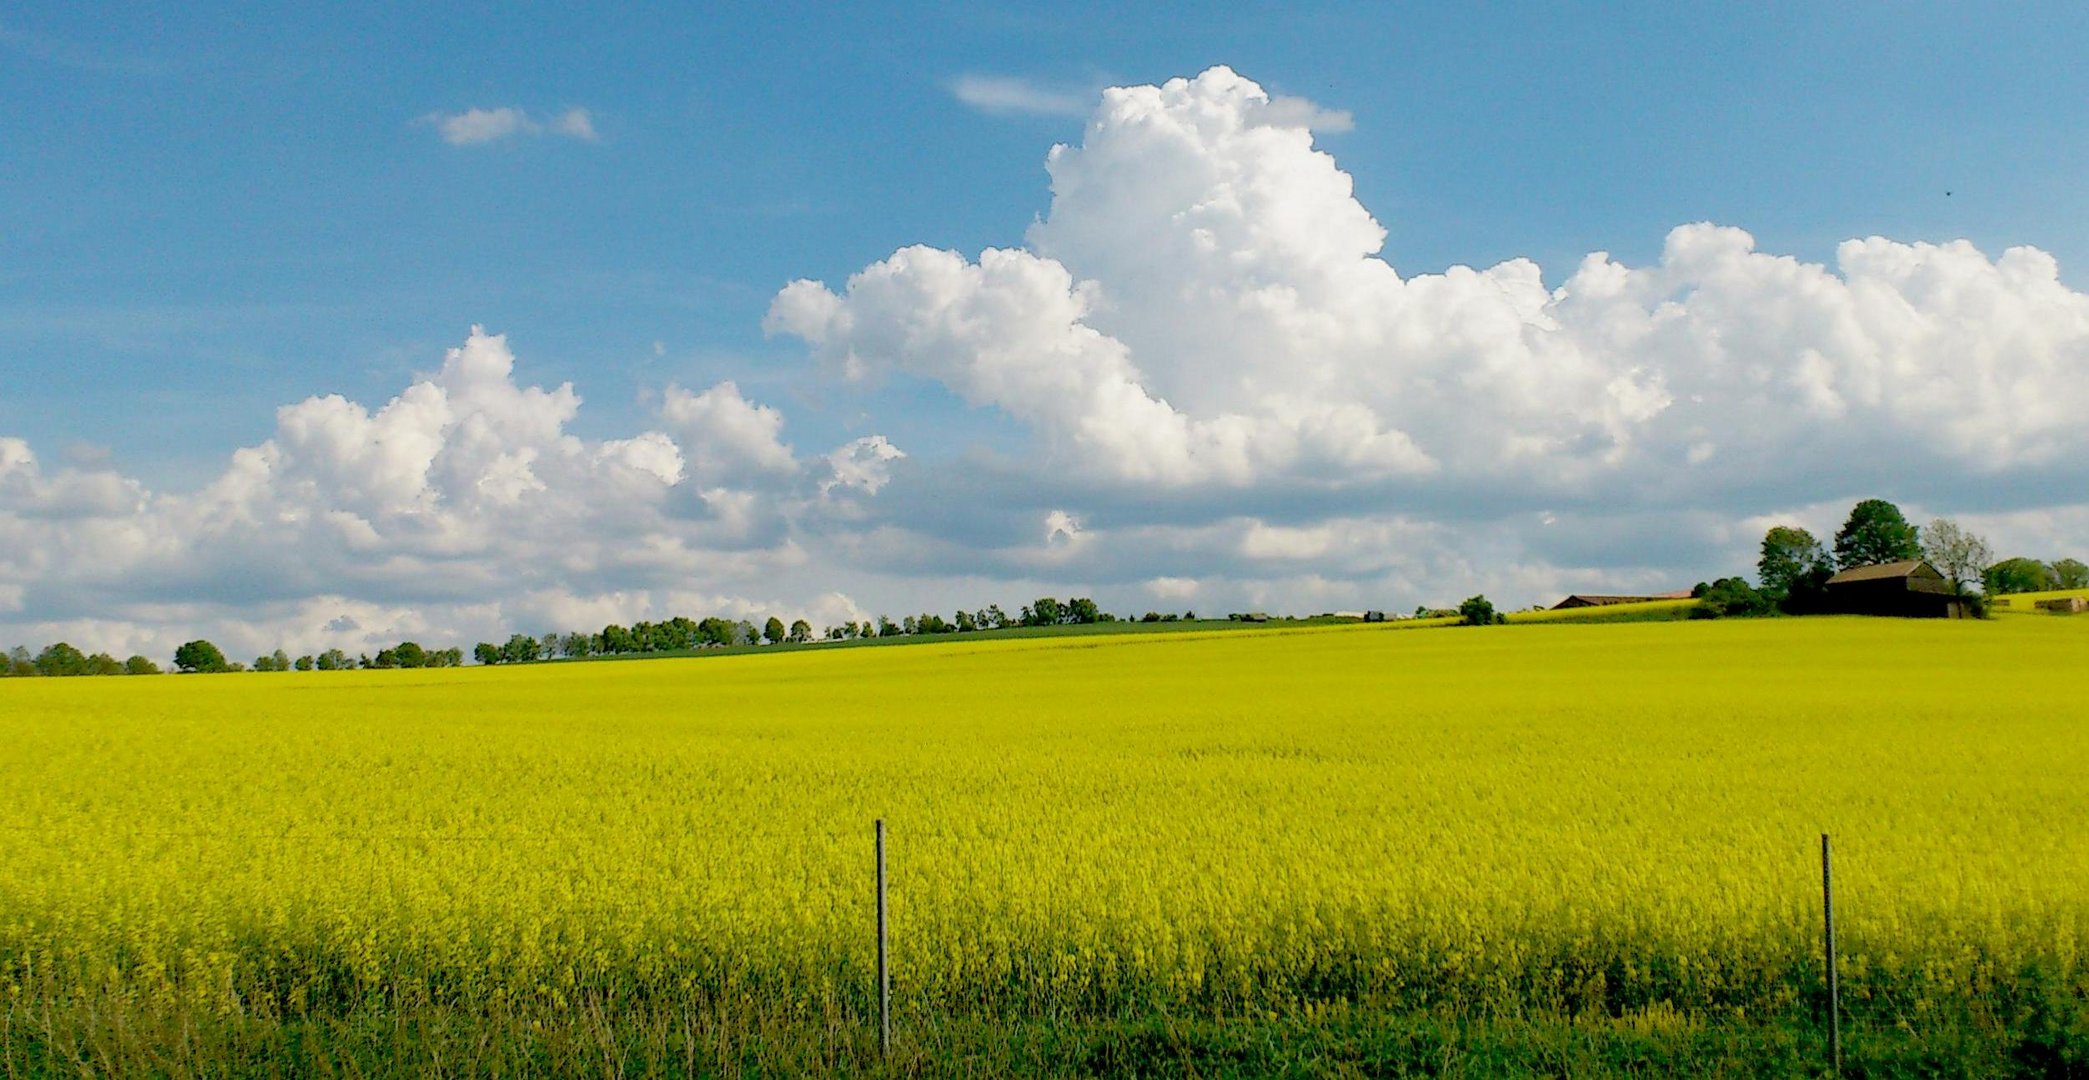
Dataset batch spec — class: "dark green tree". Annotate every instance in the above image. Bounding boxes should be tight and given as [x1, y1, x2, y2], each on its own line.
[1458, 595, 1500, 626]
[1030, 597, 1064, 626]
[788, 618, 812, 643]
[1984, 557, 2057, 596]
[173, 639, 229, 674]
[317, 648, 351, 671]
[393, 641, 427, 668]
[33, 642, 89, 676]
[1761, 525, 1836, 614]
[2052, 558, 2088, 590]
[499, 634, 537, 664]
[1690, 578, 1773, 619]
[123, 655, 161, 675]
[294, 655, 314, 671]
[1834, 499, 1922, 570]
[763, 617, 787, 645]
[472, 642, 501, 666]
[1066, 597, 1101, 624]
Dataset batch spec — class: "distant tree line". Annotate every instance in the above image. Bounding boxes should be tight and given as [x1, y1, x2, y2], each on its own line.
[1, 644, 161, 677]
[474, 597, 1122, 665]
[1, 637, 470, 678]
[1982, 556, 2089, 595]
[820, 597, 1114, 644]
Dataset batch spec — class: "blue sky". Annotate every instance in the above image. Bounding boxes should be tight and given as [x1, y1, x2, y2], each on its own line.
[4, 4, 2088, 657]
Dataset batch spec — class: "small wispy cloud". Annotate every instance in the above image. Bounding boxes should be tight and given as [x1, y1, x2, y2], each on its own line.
[1257, 95, 1354, 133]
[547, 107, 596, 140]
[423, 106, 599, 146]
[948, 74, 1090, 118]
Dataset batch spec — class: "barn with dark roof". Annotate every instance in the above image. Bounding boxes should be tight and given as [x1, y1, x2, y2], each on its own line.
[1824, 560, 1973, 618]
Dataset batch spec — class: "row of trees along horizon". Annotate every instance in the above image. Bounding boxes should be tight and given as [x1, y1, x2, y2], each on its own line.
[8, 500, 2085, 677]
[3, 597, 1154, 676]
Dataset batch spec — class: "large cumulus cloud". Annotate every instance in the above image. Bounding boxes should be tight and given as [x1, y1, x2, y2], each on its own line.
[771, 66, 2089, 503]
[0, 329, 887, 660]
[762, 65, 2089, 609]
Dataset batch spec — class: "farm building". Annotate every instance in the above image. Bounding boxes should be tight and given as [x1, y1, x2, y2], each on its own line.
[1551, 590, 1694, 610]
[1824, 560, 1973, 618]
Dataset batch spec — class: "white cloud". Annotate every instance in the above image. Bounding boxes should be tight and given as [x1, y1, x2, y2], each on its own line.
[0, 329, 898, 660]
[425, 105, 599, 146]
[548, 107, 597, 140]
[660, 381, 797, 478]
[1256, 95, 1353, 133]
[949, 74, 1089, 117]
[820, 436, 906, 496]
[773, 66, 2089, 510]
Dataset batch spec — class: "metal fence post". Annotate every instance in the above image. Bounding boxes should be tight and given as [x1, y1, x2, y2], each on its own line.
[877, 818, 890, 1056]
[1822, 833, 1841, 1076]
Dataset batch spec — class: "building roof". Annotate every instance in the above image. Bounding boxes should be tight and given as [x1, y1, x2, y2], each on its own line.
[1826, 559, 1939, 585]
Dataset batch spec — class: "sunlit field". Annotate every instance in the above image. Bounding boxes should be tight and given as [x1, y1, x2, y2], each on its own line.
[1985, 586, 2089, 612]
[3, 617, 2086, 1075]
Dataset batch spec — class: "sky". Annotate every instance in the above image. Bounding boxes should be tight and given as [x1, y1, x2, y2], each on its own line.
[4, 3, 2088, 660]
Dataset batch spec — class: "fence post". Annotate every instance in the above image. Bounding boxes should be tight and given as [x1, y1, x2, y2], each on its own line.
[877, 818, 890, 1057]
[1821, 833, 1841, 1076]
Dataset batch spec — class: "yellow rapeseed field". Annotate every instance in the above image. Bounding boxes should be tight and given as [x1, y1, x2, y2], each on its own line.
[1985, 587, 2089, 612]
[2, 617, 2085, 1030]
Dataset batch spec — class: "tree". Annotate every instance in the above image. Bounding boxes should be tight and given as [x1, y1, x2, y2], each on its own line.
[1458, 595, 1500, 626]
[1834, 499, 1922, 570]
[271, 648, 292, 672]
[788, 618, 812, 644]
[1984, 557, 2057, 596]
[473, 642, 501, 666]
[34, 642, 89, 677]
[2053, 558, 2089, 590]
[1758, 525, 1833, 611]
[500, 634, 537, 664]
[1066, 597, 1101, 624]
[173, 639, 229, 674]
[294, 655, 314, 671]
[1920, 518, 1992, 594]
[393, 641, 427, 669]
[5, 646, 35, 677]
[316, 648, 350, 671]
[1690, 578, 1772, 619]
[763, 617, 787, 645]
[1030, 597, 1064, 626]
[124, 655, 161, 675]
[253, 654, 280, 672]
